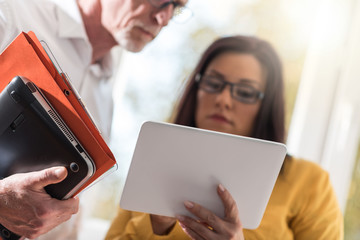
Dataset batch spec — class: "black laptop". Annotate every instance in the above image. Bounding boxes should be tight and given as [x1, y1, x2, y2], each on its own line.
[0, 76, 96, 240]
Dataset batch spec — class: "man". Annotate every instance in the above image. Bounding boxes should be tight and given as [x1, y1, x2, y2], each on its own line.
[0, 0, 189, 238]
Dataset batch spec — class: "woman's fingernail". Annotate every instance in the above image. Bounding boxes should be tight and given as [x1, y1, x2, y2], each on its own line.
[219, 183, 225, 192]
[176, 215, 185, 221]
[184, 200, 194, 208]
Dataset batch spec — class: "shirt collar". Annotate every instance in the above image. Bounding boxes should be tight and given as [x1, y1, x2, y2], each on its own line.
[50, 0, 88, 39]
[90, 53, 114, 78]
[48, 0, 114, 76]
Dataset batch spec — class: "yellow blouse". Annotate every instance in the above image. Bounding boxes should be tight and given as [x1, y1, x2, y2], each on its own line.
[105, 158, 343, 240]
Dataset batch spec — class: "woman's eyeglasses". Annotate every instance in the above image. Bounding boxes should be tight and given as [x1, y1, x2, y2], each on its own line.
[147, 0, 193, 23]
[195, 74, 265, 104]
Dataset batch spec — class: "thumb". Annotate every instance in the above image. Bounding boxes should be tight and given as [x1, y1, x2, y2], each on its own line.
[30, 166, 68, 189]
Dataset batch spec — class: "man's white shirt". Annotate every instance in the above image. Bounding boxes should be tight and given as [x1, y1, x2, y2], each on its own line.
[0, 0, 121, 142]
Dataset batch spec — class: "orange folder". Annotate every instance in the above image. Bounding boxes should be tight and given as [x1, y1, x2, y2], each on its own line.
[0, 31, 117, 195]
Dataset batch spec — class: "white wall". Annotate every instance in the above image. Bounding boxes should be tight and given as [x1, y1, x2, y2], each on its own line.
[287, 0, 360, 212]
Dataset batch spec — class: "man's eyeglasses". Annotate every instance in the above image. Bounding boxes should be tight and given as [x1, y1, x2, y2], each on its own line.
[195, 74, 265, 104]
[148, 0, 193, 23]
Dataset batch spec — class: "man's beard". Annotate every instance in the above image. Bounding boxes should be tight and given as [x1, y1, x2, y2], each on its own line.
[113, 29, 147, 53]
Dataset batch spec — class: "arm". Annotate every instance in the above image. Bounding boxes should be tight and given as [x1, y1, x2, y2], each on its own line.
[290, 172, 344, 240]
[105, 208, 133, 240]
[0, 0, 18, 51]
[0, 167, 79, 239]
[105, 208, 188, 240]
[176, 184, 245, 240]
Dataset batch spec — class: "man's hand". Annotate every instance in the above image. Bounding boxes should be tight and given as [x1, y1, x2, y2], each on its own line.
[0, 167, 79, 239]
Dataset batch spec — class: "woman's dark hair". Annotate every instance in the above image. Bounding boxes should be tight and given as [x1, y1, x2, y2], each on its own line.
[171, 35, 286, 144]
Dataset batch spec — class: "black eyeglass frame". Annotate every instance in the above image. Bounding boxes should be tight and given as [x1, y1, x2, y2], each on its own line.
[149, 0, 180, 9]
[195, 73, 265, 104]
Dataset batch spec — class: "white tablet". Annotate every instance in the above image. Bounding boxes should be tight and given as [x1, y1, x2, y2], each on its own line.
[120, 121, 287, 229]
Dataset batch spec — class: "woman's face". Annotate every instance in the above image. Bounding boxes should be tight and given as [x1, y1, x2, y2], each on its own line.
[195, 52, 266, 136]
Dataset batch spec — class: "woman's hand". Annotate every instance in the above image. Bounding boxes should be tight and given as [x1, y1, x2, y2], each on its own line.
[150, 214, 177, 235]
[176, 184, 244, 240]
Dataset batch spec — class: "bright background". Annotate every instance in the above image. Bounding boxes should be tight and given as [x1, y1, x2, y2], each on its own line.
[77, 0, 360, 239]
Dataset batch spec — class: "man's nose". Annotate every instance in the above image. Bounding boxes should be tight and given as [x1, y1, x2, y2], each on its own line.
[153, 5, 173, 26]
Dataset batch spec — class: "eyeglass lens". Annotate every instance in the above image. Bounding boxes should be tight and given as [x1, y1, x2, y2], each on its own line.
[199, 76, 263, 104]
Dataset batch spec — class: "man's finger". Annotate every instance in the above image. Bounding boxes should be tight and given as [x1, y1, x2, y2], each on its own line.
[29, 167, 68, 189]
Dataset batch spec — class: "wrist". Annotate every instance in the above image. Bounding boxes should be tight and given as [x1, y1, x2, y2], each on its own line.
[0, 179, 7, 220]
[0, 178, 15, 218]
[150, 215, 177, 235]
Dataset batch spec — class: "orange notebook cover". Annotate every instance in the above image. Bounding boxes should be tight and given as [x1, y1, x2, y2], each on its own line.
[0, 31, 117, 194]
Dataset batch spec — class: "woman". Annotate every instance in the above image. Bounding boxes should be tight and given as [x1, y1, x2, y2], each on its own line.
[105, 35, 343, 239]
